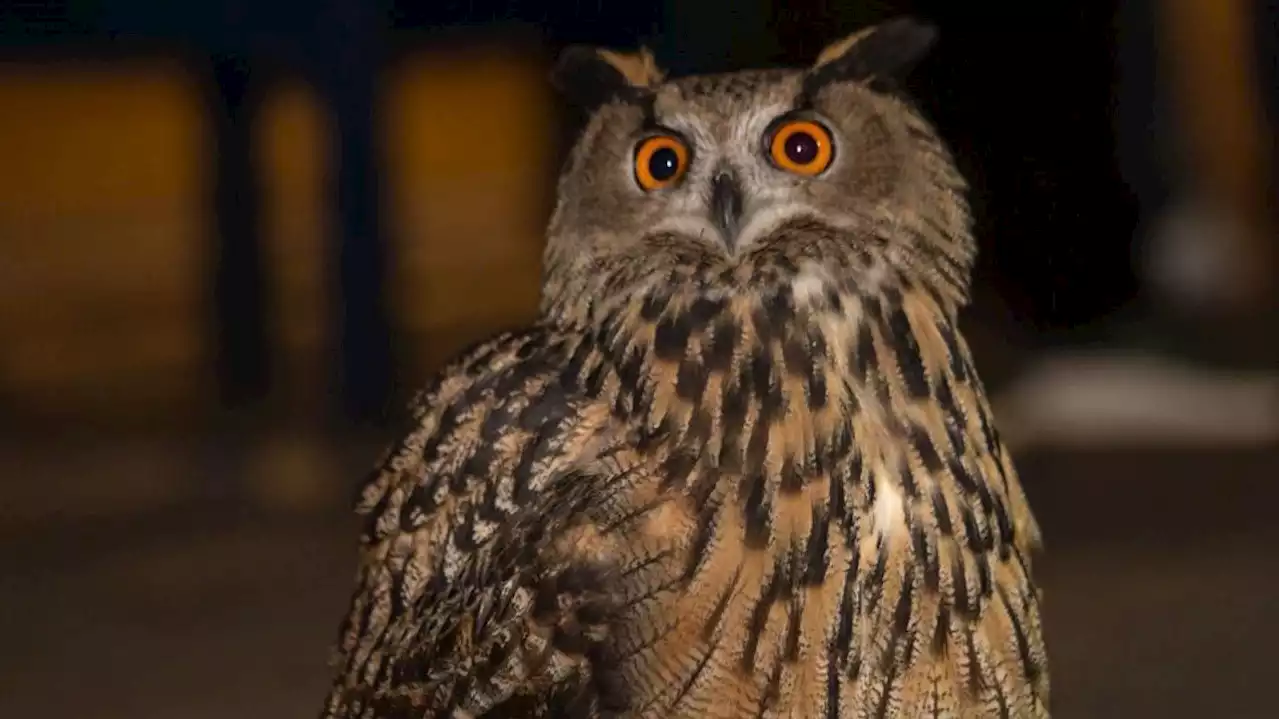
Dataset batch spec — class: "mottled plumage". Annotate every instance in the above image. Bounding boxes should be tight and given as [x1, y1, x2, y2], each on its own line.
[321, 17, 1049, 718]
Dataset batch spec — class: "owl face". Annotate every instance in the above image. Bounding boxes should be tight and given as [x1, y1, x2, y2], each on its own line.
[543, 19, 974, 325]
[554, 70, 917, 253]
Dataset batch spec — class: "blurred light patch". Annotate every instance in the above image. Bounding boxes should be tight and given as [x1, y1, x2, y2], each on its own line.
[1158, 0, 1275, 302]
[384, 43, 553, 374]
[257, 78, 330, 414]
[994, 352, 1279, 451]
[0, 59, 210, 423]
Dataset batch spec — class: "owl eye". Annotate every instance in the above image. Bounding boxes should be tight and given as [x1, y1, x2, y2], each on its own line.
[634, 134, 690, 191]
[767, 119, 834, 176]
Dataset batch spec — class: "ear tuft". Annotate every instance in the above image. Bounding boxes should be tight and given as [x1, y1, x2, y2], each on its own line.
[597, 47, 664, 87]
[551, 45, 663, 109]
[805, 16, 937, 93]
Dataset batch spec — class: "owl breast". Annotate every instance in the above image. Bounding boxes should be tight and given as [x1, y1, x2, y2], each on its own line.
[556, 261, 908, 716]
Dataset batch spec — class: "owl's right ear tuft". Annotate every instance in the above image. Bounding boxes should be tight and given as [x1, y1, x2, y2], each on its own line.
[804, 16, 937, 95]
[551, 46, 664, 109]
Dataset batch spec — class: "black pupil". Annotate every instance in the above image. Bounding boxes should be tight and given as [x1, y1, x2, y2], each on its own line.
[648, 147, 680, 181]
[785, 131, 819, 164]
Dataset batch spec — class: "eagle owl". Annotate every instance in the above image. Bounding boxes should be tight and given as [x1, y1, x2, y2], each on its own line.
[321, 17, 1049, 719]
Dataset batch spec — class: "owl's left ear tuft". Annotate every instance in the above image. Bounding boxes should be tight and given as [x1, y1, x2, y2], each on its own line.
[804, 16, 937, 94]
[551, 45, 665, 109]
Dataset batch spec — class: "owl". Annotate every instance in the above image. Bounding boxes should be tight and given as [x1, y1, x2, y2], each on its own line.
[320, 17, 1049, 719]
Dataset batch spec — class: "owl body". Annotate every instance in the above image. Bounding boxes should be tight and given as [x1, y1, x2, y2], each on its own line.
[322, 19, 1048, 719]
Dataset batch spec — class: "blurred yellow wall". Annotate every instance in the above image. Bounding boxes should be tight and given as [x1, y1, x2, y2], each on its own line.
[0, 60, 211, 422]
[0, 44, 554, 426]
[384, 45, 550, 371]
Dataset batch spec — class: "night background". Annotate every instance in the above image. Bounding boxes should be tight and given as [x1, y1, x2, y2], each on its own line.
[0, 1, 1275, 716]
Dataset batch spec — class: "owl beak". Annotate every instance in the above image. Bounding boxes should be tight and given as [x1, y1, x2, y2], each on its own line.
[710, 170, 744, 250]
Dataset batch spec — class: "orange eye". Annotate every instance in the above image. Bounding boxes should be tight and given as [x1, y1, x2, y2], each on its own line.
[768, 119, 834, 176]
[634, 134, 690, 190]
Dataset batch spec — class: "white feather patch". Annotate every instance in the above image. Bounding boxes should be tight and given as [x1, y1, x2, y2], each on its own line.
[871, 471, 907, 539]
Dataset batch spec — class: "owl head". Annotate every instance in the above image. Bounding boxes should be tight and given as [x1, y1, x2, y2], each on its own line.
[541, 18, 974, 329]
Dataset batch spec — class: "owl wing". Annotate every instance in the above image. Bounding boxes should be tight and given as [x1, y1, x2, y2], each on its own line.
[320, 328, 652, 718]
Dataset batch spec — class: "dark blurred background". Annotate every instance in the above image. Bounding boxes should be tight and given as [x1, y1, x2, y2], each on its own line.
[0, 1, 1275, 717]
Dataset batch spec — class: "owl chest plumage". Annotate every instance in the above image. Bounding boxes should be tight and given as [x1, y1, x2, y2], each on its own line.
[521, 276, 1042, 718]
[322, 278, 1043, 719]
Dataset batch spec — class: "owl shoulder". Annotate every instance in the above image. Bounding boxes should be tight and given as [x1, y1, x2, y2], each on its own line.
[352, 324, 620, 547]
